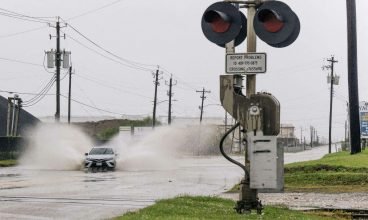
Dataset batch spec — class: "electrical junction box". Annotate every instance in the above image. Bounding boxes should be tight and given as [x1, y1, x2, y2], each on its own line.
[248, 133, 283, 190]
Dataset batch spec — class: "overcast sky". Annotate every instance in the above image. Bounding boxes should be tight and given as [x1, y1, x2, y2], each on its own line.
[0, 0, 367, 142]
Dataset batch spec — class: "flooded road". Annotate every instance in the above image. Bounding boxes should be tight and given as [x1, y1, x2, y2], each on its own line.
[0, 145, 332, 219]
[0, 157, 243, 219]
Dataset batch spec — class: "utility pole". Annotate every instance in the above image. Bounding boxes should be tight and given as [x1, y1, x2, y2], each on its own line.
[47, 17, 69, 123]
[55, 18, 61, 122]
[196, 88, 211, 123]
[310, 126, 314, 148]
[166, 75, 177, 125]
[68, 66, 73, 124]
[300, 127, 303, 147]
[152, 68, 162, 128]
[346, 0, 361, 154]
[323, 56, 338, 153]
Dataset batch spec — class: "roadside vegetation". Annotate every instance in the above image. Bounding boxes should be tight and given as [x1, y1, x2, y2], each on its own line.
[285, 150, 368, 192]
[85, 117, 161, 141]
[0, 159, 17, 167]
[115, 196, 343, 220]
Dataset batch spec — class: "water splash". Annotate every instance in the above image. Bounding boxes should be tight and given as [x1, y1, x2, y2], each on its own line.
[19, 123, 93, 170]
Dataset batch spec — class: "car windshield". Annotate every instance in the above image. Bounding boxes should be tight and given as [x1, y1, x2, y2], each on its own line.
[89, 148, 114, 155]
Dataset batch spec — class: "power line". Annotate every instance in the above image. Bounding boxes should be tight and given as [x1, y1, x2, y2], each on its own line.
[22, 75, 56, 107]
[0, 25, 47, 39]
[66, 0, 126, 21]
[61, 19, 156, 70]
[63, 31, 153, 72]
[74, 73, 152, 100]
[0, 88, 126, 116]
[0, 57, 43, 67]
[0, 8, 54, 22]
[60, 94, 124, 116]
[0, 9, 53, 24]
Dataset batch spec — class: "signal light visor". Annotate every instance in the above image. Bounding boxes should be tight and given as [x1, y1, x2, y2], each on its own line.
[204, 10, 232, 33]
[258, 9, 284, 33]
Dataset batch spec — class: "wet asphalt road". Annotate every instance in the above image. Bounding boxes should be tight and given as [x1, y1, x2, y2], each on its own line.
[0, 145, 333, 219]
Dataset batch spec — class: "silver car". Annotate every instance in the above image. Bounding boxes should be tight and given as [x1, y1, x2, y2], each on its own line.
[84, 147, 117, 171]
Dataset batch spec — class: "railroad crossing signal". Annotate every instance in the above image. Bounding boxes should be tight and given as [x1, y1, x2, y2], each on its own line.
[201, 1, 300, 48]
[201, 2, 247, 47]
[253, 1, 300, 48]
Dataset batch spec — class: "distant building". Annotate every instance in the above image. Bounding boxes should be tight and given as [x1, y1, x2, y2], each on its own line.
[278, 124, 298, 148]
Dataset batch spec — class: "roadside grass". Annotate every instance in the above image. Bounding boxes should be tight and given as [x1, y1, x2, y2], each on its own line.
[0, 159, 17, 167]
[115, 196, 342, 220]
[284, 150, 368, 193]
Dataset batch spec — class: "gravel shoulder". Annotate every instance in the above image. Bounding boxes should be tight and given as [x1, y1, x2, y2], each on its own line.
[221, 192, 368, 210]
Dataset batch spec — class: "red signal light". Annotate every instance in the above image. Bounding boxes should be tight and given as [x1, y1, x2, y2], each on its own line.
[258, 10, 284, 33]
[253, 1, 300, 48]
[201, 2, 247, 47]
[204, 11, 231, 33]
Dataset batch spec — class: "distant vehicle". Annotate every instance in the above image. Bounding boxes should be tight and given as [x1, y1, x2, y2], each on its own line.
[84, 147, 117, 171]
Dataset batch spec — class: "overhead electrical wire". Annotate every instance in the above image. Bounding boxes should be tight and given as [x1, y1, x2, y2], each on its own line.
[74, 73, 152, 100]
[0, 8, 54, 23]
[22, 75, 56, 107]
[0, 88, 127, 116]
[0, 57, 43, 67]
[61, 19, 156, 71]
[0, 6, 220, 115]
[0, 25, 48, 39]
[63, 31, 153, 72]
[66, 0, 126, 21]
[60, 94, 124, 116]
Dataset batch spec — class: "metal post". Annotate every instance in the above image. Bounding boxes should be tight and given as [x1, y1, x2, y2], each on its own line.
[346, 0, 361, 154]
[6, 98, 12, 136]
[11, 98, 16, 136]
[239, 2, 258, 210]
[246, 4, 257, 97]
[14, 99, 20, 136]
[55, 18, 61, 122]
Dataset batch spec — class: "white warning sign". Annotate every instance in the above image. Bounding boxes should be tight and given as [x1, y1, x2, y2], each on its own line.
[226, 53, 267, 74]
